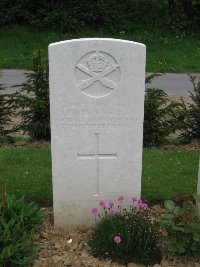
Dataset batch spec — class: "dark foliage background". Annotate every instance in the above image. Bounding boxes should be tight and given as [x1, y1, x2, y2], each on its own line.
[0, 0, 199, 32]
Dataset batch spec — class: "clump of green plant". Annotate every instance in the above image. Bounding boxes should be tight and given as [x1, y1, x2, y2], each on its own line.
[143, 88, 176, 147]
[0, 192, 43, 266]
[88, 196, 161, 265]
[174, 75, 200, 142]
[14, 50, 50, 141]
[156, 195, 200, 256]
[0, 75, 15, 141]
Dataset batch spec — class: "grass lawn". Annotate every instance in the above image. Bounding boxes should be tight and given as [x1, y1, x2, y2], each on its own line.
[0, 147, 52, 205]
[0, 26, 200, 72]
[0, 147, 199, 206]
[142, 149, 200, 201]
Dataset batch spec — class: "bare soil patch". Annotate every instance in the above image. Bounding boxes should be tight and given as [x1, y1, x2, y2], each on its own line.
[33, 207, 200, 267]
[33, 207, 124, 267]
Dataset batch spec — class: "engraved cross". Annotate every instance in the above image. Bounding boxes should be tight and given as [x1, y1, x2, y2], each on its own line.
[77, 133, 117, 196]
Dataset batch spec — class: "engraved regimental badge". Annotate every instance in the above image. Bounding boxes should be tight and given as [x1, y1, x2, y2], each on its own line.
[74, 51, 121, 98]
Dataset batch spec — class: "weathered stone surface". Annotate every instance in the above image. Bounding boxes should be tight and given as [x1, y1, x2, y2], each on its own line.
[49, 38, 146, 226]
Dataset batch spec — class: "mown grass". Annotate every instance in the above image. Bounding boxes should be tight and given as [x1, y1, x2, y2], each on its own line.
[0, 148, 52, 205]
[0, 147, 199, 205]
[0, 25, 200, 72]
[142, 149, 200, 201]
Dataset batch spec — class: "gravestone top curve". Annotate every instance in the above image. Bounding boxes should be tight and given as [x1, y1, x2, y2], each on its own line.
[49, 38, 145, 47]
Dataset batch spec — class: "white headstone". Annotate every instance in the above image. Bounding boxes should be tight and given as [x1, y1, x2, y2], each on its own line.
[49, 38, 146, 227]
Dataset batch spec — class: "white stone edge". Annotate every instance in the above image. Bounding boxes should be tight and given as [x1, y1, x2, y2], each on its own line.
[48, 38, 146, 48]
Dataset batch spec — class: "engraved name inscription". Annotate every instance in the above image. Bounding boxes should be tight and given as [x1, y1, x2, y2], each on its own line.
[55, 102, 142, 129]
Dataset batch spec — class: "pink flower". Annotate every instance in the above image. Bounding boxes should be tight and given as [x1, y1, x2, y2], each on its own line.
[108, 201, 114, 208]
[132, 197, 139, 202]
[137, 200, 144, 207]
[91, 208, 98, 214]
[117, 195, 124, 202]
[109, 207, 116, 215]
[138, 202, 143, 208]
[143, 203, 148, 209]
[125, 215, 129, 220]
[99, 200, 106, 208]
[114, 235, 122, 244]
[138, 202, 148, 209]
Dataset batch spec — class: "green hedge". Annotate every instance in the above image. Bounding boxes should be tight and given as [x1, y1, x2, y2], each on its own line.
[1, 0, 199, 32]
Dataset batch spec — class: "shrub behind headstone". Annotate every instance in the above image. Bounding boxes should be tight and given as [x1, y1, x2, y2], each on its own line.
[0, 74, 15, 139]
[14, 50, 50, 141]
[143, 88, 175, 147]
[172, 75, 200, 142]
